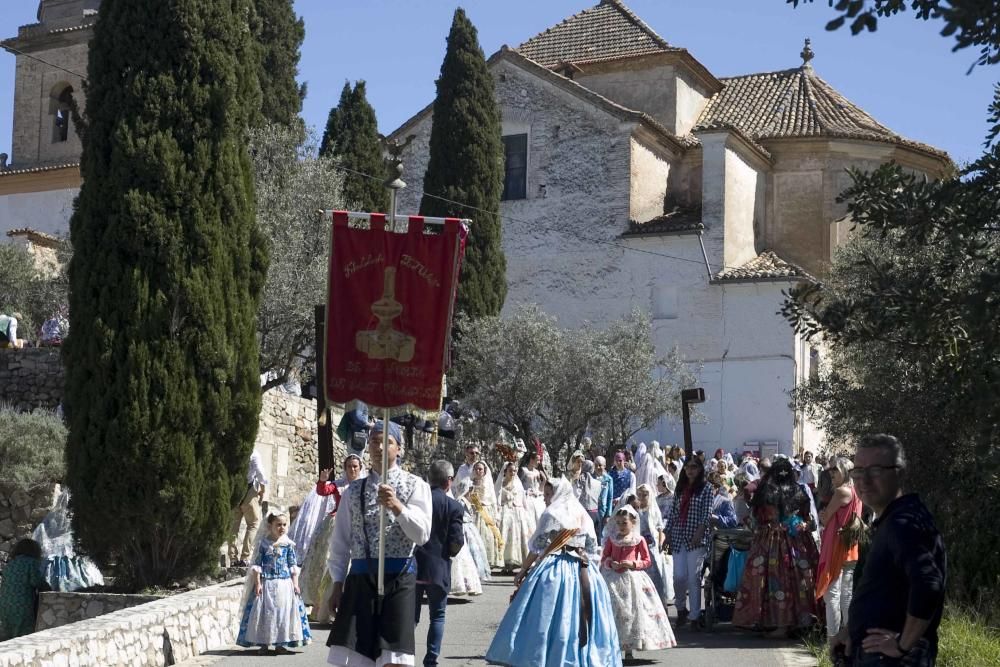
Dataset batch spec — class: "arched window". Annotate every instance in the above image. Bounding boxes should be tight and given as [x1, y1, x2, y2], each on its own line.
[51, 85, 74, 143]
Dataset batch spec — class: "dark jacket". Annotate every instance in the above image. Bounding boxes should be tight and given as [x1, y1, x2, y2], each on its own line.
[415, 487, 465, 591]
[848, 493, 946, 660]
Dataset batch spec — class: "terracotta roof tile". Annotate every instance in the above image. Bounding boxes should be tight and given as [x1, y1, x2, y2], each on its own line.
[516, 0, 678, 68]
[623, 207, 703, 236]
[695, 66, 947, 159]
[713, 250, 815, 283]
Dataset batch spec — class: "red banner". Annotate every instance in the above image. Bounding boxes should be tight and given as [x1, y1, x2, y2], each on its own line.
[325, 212, 466, 411]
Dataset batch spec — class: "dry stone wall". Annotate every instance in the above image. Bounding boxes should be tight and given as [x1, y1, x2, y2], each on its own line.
[35, 591, 161, 632]
[0, 348, 63, 412]
[0, 483, 59, 568]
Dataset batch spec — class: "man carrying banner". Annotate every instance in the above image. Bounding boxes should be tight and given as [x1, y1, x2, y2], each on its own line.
[326, 420, 432, 667]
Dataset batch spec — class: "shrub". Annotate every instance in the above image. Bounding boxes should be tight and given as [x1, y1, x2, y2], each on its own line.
[0, 405, 66, 489]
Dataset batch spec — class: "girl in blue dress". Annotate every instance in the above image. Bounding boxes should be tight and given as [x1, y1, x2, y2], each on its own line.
[236, 513, 312, 654]
[486, 478, 622, 667]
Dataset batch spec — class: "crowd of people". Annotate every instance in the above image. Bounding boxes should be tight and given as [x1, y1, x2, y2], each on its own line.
[219, 428, 946, 667]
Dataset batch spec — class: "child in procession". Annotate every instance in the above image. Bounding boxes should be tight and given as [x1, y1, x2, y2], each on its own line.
[600, 506, 676, 659]
[236, 513, 311, 654]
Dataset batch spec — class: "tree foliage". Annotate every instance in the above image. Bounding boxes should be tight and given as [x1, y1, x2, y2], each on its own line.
[319, 81, 388, 212]
[251, 123, 344, 391]
[452, 305, 695, 472]
[252, 0, 305, 128]
[782, 156, 1000, 613]
[788, 0, 1000, 69]
[64, 0, 266, 588]
[0, 243, 68, 344]
[0, 405, 66, 491]
[420, 8, 506, 320]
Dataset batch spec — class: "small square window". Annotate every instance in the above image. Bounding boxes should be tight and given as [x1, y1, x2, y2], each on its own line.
[501, 134, 527, 201]
[652, 285, 678, 320]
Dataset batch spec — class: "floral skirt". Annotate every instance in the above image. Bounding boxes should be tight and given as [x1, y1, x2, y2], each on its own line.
[451, 544, 483, 596]
[237, 576, 312, 648]
[602, 567, 676, 652]
[732, 524, 818, 630]
[299, 513, 334, 607]
[498, 505, 535, 568]
[464, 521, 492, 582]
[476, 511, 505, 570]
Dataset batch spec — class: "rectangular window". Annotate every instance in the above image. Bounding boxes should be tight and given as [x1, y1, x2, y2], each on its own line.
[501, 134, 527, 201]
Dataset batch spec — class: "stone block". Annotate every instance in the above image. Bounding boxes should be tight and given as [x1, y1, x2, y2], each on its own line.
[0, 518, 14, 538]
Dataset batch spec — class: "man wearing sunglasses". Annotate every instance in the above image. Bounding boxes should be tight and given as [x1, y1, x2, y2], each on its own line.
[831, 434, 946, 667]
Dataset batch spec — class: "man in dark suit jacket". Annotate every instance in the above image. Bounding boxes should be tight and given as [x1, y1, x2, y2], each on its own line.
[414, 460, 465, 666]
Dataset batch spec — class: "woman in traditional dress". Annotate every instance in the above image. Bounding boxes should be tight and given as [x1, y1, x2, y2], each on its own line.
[600, 505, 675, 659]
[0, 539, 48, 641]
[299, 453, 363, 621]
[449, 478, 486, 596]
[634, 484, 671, 608]
[496, 461, 535, 572]
[815, 455, 862, 647]
[236, 513, 311, 653]
[655, 473, 676, 604]
[470, 460, 504, 570]
[486, 478, 622, 667]
[518, 450, 547, 522]
[733, 457, 819, 637]
[454, 478, 492, 584]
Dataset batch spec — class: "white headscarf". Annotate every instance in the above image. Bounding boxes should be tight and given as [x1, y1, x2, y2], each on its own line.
[636, 483, 663, 538]
[495, 461, 526, 504]
[635, 445, 669, 491]
[528, 477, 596, 551]
[606, 504, 643, 547]
[471, 460, 497, 508]
[603, 490, 639, 541]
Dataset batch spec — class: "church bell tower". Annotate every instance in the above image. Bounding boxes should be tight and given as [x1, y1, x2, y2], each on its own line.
[3, 0, 100, 169]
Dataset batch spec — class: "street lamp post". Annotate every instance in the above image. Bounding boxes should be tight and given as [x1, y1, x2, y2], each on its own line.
[681, 387, 706, 459]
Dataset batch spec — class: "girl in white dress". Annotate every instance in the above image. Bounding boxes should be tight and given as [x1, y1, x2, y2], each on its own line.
[600, 506, 676, 659]
[518, 451, 547, 522]
[236, 513, 311, 654]
[470, 460, 504, 570]
[454, 478, 492, 584]
[449, 479, 485, 596]
[495, 462, 535, 572]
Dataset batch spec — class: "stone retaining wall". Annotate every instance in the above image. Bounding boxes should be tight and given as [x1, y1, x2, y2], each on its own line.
[0, 348, 63, 412]
[0, 579, 244, 667]
[34, 591, 161, 632]
[0, 483, 59, 568]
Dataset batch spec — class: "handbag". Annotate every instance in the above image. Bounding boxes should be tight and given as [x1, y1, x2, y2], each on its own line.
[724, 547, 748, 593]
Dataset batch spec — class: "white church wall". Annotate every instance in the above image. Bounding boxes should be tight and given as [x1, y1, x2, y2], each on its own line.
[674, 68, 712, 136]
[723, 145, 764, 269]
[576, 63, 678, 133]
[0, 188, 76, 238]
[629, 137, 670, 223]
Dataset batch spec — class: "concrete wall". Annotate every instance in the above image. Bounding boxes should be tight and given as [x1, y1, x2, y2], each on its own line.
[0, 188, 76, 239]
[629, 137, 670, 222]
[0, 348, 64, 412]
[674, 68, 712, 136]
[0, 579, 243, 667]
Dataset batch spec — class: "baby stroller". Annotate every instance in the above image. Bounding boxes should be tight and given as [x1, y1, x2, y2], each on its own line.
[702, 527, 754, 630]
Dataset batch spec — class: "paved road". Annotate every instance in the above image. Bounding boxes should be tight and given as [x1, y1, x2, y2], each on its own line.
[179, 574, 816, 666]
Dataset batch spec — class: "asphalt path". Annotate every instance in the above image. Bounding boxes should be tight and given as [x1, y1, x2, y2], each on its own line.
[180, 574, 816, 666]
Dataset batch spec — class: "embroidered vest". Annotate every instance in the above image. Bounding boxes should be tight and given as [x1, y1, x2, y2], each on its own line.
[349, 467, 419, 561]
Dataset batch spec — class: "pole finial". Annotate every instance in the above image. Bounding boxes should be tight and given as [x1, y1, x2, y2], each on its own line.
[800, 37, 815, 68]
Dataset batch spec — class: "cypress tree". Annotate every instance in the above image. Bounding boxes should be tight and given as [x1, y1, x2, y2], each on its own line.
[319, 81, 351, 158]
[320, 82, 387, 212]
[64, 0, 267, 587]
[253, 0, 305, 128]
[420, 8, 506, 318]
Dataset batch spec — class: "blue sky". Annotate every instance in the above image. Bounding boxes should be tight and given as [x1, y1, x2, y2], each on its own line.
[1, 0, 993, 166]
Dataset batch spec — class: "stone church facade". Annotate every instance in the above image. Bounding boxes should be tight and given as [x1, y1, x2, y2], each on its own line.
[391, 0, 952, 454]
